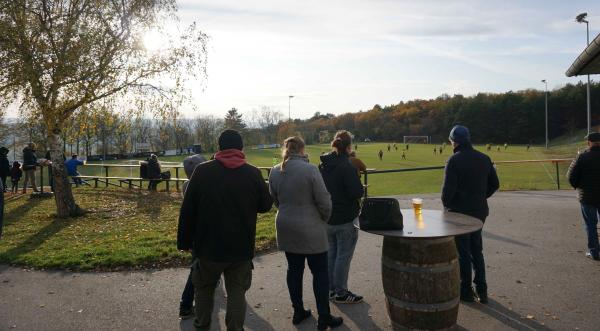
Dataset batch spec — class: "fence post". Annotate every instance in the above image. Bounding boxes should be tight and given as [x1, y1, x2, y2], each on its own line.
[104, 166, 109, 188]
[555, 162, 560, 190]
[39, 165, 44, 193]
[175, 167, 180, 191]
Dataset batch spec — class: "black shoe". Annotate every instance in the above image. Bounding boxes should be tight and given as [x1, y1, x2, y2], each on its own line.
[179, 306, 194, 320]
[476, 290, 488, 304]
[460, 288, 476, 303]
[318, 314, 343, 330]
[292, 308, 311, 325]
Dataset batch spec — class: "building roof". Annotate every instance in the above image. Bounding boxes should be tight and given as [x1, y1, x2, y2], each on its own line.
[566, 33, 600, 77]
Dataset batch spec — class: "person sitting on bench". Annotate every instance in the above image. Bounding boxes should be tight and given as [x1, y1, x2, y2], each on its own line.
[147, 154, 162, 191]
[65, 154, 85, 186]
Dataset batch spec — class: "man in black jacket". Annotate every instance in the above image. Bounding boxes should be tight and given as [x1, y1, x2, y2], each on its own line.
[567, 132, 600, 261]
[442, 125, 499, 303]
[177, 129, 272, 331]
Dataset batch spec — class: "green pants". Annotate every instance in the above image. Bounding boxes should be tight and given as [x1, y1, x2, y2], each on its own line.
[192, 257, 253, 331]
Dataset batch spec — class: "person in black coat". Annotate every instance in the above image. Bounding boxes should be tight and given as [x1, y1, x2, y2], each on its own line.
[22, 143, 39, 193]
[0, 147, 9, 192]
[442, 125, 499, 303]
[0, 179, 4, 238]
[177, 129, 272, 331]
[567, 132, 600, 261]
[146, 154, 161, 191]
[319, 130, 365, 304]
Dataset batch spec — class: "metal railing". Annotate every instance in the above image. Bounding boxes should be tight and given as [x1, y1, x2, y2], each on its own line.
[29, 158, 574, 195]
[362, 158, 574, 197]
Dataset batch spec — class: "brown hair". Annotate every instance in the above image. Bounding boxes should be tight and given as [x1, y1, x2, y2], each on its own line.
[331, 130, 352, 155]
[281, 136, 306, 171]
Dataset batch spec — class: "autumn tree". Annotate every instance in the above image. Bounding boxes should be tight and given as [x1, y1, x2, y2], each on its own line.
[224, 108, 246, 132]
[0, 0, 207, 216]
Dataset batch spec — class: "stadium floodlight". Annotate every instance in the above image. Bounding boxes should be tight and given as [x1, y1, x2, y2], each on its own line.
[575, 12, 591, 135]
[541, 79, 548, 150]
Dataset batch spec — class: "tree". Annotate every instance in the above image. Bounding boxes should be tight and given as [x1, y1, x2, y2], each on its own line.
[194, 115, 224, 153]
[0, 1, 207, 216]
[224, 108, 246, 132]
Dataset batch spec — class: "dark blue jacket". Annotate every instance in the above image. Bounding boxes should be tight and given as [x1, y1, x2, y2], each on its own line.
[65, 159, 84, 176]
[567, 145, 600, 207]
[22, 147, 37, 169]
[442, 143, 499, 221]
[0, 155, 9, 177]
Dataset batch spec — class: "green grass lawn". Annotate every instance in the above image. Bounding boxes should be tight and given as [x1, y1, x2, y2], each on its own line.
[0, 188, 276, 270]
[81, 142, 577, 195]
[1, 142, 579, 270]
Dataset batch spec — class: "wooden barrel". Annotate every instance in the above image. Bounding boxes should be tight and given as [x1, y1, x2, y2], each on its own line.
[382, 236, 459, 331]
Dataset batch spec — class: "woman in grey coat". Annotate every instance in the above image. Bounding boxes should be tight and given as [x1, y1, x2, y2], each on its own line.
[269, 136, 343, 330]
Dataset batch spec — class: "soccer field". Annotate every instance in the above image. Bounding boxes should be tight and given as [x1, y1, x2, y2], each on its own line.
[80, 142, 578, 196]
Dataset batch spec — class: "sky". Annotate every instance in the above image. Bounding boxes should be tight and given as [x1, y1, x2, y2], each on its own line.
[5, 1, 598, 120]
[167, 0, 600, 120]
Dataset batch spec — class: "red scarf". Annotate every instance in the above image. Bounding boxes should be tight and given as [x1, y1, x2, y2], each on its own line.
[215, 149, 246, 169]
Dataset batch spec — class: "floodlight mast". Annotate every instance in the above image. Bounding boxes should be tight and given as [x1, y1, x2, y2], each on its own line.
[541, 79, 548, 149]
[576, 12, 591, 135]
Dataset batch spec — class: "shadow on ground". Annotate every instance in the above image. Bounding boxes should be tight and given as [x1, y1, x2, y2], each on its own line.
[466, 299, 553, 331]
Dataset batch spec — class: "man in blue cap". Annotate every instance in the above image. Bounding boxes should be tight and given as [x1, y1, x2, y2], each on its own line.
[442, 125, 500, 303]
[567, 132, 600, 261]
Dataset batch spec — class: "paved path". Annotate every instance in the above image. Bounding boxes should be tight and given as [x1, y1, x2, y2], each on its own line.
[1, 190, 599, 330]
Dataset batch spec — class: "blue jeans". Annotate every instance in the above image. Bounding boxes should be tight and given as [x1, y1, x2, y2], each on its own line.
[581, 204, 600, 258]
[285, 252, 330, 316]
[327, 221, 358, 295]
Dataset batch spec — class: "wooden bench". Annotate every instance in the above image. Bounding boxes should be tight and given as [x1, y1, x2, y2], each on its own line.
[73, 175, 189, 192]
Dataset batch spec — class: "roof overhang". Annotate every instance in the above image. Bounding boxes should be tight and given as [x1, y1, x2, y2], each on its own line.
[566, 33, 600, 76]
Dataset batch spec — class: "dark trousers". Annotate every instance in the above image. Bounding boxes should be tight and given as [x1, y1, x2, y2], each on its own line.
[0, 181, 4, 238]
[181, 267, 195, 309]
[285, 251, 330, 316]
[1, 176, 6, 192]
[192, 258, 252, 331]
[148, 179, 160, 191]
[581, 204, 600, 258]
[455, 229, 486, 293]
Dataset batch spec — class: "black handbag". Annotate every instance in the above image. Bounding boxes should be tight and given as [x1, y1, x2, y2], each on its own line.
[160, 171, 171, 180]
[359, 198, 403, 230]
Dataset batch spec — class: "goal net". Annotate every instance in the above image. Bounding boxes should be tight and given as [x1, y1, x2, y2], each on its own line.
[403, 136, 430, 144]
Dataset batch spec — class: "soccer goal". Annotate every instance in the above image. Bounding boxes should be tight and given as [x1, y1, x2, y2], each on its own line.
[403, 136, 430, 144]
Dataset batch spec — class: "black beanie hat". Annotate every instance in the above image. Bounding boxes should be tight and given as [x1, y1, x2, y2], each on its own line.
[218, 129, 244, 151]
[586, 132, 600, 142]
[449, 125, 471, 144]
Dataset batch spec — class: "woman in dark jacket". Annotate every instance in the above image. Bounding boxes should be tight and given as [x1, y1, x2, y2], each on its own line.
[319, 131, 364, 304]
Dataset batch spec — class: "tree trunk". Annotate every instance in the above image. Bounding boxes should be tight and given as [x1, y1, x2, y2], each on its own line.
[48, 133, 83, 218]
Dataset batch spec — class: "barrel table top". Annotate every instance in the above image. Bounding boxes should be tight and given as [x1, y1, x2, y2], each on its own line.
[358, 209, 482, 239]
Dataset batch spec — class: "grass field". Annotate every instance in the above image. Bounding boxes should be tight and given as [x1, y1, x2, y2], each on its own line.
[1, 142, 579, 270]
[78, 142, 577, 196]
[0, 189, 276, 270]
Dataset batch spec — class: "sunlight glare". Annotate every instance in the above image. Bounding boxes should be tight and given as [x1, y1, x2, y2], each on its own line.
[143, 29, 164, 52]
